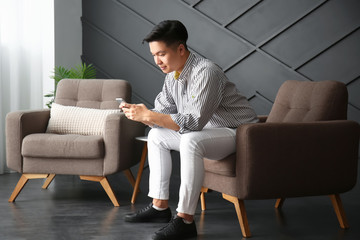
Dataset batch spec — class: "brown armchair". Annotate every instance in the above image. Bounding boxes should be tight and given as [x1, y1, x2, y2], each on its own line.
[200, 80, 359, 238]
[6, 79, 145, 206]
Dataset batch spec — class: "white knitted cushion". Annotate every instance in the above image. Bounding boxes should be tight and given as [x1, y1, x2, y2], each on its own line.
[46, 103, 121, 135]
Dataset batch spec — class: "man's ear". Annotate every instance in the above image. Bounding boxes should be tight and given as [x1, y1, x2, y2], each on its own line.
[178, 44, 186, 56]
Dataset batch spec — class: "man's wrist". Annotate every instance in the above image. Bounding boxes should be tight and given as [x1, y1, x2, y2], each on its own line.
[145, 110, 157, 126]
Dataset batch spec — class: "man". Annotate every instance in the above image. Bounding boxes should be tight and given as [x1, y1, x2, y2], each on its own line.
[121, 20, 258, 240]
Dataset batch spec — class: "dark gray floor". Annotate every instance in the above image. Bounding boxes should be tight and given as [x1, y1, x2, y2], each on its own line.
[1, 158, 360, 240]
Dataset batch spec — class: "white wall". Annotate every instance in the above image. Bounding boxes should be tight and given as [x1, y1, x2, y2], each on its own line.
[54, 0, 82, 68]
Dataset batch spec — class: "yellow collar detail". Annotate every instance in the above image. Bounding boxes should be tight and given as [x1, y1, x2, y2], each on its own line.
[174, 71, 180, 80]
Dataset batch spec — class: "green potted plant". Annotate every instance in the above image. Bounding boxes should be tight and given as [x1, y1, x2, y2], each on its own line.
[45, 63, 97, 108]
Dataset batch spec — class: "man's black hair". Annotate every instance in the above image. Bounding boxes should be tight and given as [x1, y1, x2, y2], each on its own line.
[143, 20, 188, 50]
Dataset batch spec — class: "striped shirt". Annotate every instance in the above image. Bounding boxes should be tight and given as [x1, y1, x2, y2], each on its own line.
[153, 52, 258, 134]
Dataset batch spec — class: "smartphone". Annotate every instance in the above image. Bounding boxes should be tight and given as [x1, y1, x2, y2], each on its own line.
[116, 98, 126, 112]
[116, 98, 125, 105]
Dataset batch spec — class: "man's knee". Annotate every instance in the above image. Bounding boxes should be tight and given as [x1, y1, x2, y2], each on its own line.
[148, 128, 165, 146]
[148, 128, 161, 141]
[148, 128, 179, 150]
[179, 132, 205, 155]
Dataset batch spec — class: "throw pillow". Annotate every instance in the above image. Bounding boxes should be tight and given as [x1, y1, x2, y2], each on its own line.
[46, 103, 121, 135]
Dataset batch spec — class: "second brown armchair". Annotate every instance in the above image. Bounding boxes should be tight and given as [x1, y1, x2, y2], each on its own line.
[201, 80, 359, 238]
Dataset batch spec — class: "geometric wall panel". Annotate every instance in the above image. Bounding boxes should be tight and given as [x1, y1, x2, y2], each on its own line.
[348, 104, 360, 123]
[348, 78, 360, 110]
[195, 0, 258, 26]
[226, 52, 307, 101]
[297, 28, 360, 85]
[228, 0, 324, 45]
[82, 24, 164, 106]
[183, 0, 199, 5]
[262, 0, 360, 68]
[118, 0, 253, 69]
[82, 0, 360, 123]
[248, 94, 274, 116]
[82, 0, 155, 65]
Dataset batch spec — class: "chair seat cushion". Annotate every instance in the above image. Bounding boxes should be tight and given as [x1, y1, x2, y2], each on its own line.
[22, 133, 104, 159]
[204, 153, 236, 177]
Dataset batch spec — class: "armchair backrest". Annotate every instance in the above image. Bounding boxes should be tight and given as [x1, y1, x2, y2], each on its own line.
[55, 79, 131, 109]
[267, 80, 348, 123]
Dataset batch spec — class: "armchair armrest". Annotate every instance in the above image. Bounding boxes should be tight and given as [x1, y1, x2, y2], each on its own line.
[103, 113, 145, 175]
[235, 120, 360, 200]
[6, 109, 50, 172]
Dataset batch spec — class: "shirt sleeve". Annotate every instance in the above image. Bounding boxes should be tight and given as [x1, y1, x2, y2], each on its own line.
[150, 76, 177, 129]
[170, 66, 225, 133]
[152, 76, 177, 114]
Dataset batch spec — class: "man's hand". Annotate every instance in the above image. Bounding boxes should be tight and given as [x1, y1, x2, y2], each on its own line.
[120, 102, 180, 131]
[121, 103, 152, 124]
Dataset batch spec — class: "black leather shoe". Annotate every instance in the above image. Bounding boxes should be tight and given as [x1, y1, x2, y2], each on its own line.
[124, 203, 172, 223]
[152, 216, 197, 240]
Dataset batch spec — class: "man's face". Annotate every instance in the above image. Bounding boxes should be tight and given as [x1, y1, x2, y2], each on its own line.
[149, 41, 183, 74]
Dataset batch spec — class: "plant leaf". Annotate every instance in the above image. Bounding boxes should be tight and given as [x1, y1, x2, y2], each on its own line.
[45, 63, 97, 108]
[70, 63, 96, 79]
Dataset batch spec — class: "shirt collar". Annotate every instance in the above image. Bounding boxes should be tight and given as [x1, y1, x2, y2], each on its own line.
[173, 52, 195, 84]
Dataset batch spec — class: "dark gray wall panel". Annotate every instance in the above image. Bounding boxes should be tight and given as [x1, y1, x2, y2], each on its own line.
[183, 0, 199, 5]
[119, 0, 253, 69]
[226, 52, 307, 101]
[348, 105, 360, 123]
[83, 0, 155, 67]
[348, 78, 360, 109]
[262, 0, 360, 68]
[298, 29, 360, 85]
[228, 0, 324, 45]
[248, 95, 273, 116]
[195, 0, 258, 25]
[82, 0, 360, 123]
[82, 24, 164, 106]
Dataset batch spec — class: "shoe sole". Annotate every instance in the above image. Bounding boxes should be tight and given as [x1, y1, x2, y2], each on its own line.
[152, 232, 197, 240]
[124, 217, 171, 223]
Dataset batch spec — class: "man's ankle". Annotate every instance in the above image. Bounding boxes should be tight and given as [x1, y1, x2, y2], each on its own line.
[177, 213, 194, 223]
[152, 204, 167, 211]
[152, 199, 169, 209]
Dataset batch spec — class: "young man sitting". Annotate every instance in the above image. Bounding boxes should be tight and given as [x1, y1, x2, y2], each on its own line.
[121, 20, 258, 240]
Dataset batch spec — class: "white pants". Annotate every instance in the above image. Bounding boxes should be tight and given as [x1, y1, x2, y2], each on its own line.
[147, 127, 237, 215]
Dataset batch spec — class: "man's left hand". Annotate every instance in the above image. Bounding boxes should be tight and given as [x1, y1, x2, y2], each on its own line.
[121, 103, 151, 123]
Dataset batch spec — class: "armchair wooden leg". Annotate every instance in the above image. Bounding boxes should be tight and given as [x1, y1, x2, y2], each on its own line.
[9, 174, 49, 202]
[223, 193, 251, 238]
[80, 176, 120, 207]
[123, 169, 136, 188]
[131, 142, 148, 204]
[200, 187, 209, 211]
[275, 198, 285, 209]
[42, 174, 56, 189]
[329, 194, 349, 229]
